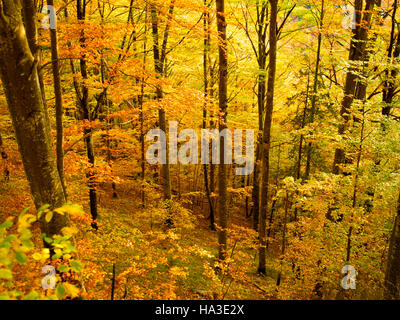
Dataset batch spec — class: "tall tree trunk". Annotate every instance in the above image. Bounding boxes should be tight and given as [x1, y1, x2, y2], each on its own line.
[333, 0, 375, 174]
[47, 0, 67, 198]
[139, 4, 148, 209]
[150, 2, 174, 201]
[0, 0, 69, 240]
[252, 0, 268, 232]
[258, 0, 277, 274]
[203, 0, 215, 230]
[383, 0, 400, 117]
[305, 0, 324, 180]
[216, 0, 228, 261]
[77, 0, 98, 228]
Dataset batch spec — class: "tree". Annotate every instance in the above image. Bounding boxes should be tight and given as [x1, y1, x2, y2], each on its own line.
[333, 0, 375, 175]
[74, 0, 99, 228]
[258, 0, 277, 275]
[216, 0, 228, 261]
[203, 0, 216, 230]
[0, 0, 69, 240]
[47, 0, 67, 198]
[150, 1, 175, 202]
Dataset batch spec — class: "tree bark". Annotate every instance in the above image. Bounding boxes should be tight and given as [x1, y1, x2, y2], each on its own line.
[76, 0, 98, 227]
[252, 0, 268, 233]
[333, 0, 375, 174]
[0, 0, 69, 240]
[305, 0, 324, 180]
[216, 0, 228, 261]
[258, 0, 277, 275]
[150, 2, 174, 201]
[203, 0, 215, 231]
[47, 0, 67, 198]
[383, 0, 400, 117]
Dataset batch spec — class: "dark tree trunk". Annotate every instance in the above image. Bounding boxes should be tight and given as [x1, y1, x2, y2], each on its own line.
[333, 0, 375, 174]
[47, 0, 67, 198]
[216, 0, 228, 261]
[305, 0, 324, 180]
[150, 2, 174, 201]
[252, 0, 268, 233]
[258, 0, 278, 275]
[0, 0, 69, 240]
[77, 0, 98, 227]
[203, 0, 215, 231]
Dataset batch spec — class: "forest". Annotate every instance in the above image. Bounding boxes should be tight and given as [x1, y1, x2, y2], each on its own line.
[1, 0, 400, 301]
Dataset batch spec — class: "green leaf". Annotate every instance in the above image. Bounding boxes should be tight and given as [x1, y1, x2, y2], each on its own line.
[65, 245, 77, 253]
[0, 221, 13, 229]
[0, 269, 12, 280]
[70, 260, 83, 273]
[57, 264, 69, 273]
[38, 204, 50, 213]
[20, 229, 32, 241]
[15, 252, 27, 264]
[4, 235, 16, 243]
[23, 292, 39, 300]
[18, 207, 30, 218]
[56, 283, 65, 299]
[21, 239, 34, 249]
[44, 237, 53, 244]
[51, 253, 62, 260]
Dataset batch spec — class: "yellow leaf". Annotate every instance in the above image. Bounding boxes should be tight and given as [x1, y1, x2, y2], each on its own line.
[45, 212, 53, 223]
[63, 283, 80, 298]
[61, 226, 78, 237]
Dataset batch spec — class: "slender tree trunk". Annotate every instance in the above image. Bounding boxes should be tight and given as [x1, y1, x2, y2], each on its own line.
[252, 0, 268, 233]
[258, 0, 278, 274]
[305, 0, 324, 180]
[77, 0, 98, 228]
[47, 0, 67, 199]
[216, 0, 228, 261]
[150, 2, 173, 201]
[139, 5, 148, 209]
[203, 0, 215, 230]
[383, 0, 400, 117]
[333, 0, 375, 174]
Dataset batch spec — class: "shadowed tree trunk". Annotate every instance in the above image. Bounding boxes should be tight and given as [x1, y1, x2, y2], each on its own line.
[47, 0, 67, 198]
[216, 0, 228, 261]
[305, 0, 324, 180]
[258, 0, 277, 275]
[150, 2, 174, 202]
[252, 0, 268, 233]
[76, 0, 98, 228]
[333, 0, 375, 174]
[0, 0, 70, 240]
[203, 0, 215, 231]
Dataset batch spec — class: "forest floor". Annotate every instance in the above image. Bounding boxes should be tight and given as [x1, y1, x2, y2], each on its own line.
[0, 164, 282, 300]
